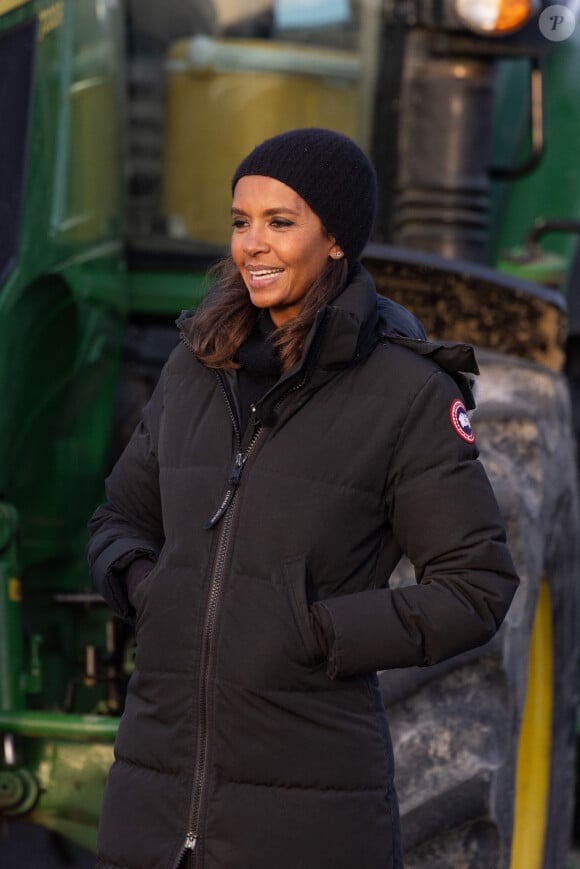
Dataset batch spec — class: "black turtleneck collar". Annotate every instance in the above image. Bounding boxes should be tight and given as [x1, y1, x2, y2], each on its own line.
[234, 310, 281, 380]
[234, 311, 282, 432]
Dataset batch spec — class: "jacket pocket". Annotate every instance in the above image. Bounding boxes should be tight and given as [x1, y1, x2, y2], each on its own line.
[282, 555, 323, 667]
[132, 554, 163, 630]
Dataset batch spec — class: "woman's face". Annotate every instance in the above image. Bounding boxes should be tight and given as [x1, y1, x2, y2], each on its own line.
[231, 175, 341, 326]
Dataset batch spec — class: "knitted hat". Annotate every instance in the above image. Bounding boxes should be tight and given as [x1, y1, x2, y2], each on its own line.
[232, 128, 377, 263]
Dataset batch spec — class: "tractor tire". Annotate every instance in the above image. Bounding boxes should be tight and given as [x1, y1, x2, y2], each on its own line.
[380, 349, 579, 869]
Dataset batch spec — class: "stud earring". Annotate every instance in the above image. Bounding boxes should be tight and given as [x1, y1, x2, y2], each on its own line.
[334, 251, 343, 259]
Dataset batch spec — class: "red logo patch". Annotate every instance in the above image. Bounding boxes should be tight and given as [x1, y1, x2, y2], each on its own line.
[450, 399, 475, 444]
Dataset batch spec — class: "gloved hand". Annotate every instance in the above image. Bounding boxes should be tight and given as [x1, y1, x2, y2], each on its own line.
[125, 556, 156, 604]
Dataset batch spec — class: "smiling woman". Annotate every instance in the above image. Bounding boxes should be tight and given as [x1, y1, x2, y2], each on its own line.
[230, 176, 340, 325]
[191, 127, 378, 371]
[87, 127, 519, 869]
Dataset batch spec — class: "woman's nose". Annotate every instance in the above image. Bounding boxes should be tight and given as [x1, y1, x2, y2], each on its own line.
[243, 226, 269, 255]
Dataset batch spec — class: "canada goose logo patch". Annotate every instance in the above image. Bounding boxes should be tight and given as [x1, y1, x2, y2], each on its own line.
[450, 399, 475, 443]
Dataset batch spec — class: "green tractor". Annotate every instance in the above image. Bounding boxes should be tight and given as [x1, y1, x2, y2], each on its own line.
[1, 1, 579, 866]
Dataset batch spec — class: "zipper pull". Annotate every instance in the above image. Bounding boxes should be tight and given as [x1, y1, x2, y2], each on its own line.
[204, 452, 247, 529]
[204, 486, 235, 529]
[175, 833, 198, 867]
[229, 450, 247, 485]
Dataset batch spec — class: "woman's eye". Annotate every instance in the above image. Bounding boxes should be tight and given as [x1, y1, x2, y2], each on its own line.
[231, 217, 293, 229]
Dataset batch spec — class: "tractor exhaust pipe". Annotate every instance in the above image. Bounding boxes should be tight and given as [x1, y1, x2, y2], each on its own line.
[393, 29, 496, 263]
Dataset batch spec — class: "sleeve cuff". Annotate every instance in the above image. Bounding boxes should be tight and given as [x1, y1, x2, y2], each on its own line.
[91, 539, 160, 620]
[310, 602, 338, 678]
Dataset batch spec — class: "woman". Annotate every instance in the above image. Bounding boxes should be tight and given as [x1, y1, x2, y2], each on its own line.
[88, 128, 519, 869]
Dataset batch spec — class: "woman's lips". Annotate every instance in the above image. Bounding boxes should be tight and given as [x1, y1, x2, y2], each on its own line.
[247, 267, 284, 287]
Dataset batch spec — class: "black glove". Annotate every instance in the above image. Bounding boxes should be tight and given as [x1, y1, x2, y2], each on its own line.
[125, 556, 156, 604]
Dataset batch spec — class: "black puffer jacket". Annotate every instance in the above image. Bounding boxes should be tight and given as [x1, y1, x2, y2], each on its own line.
[88, 266, 518, 869]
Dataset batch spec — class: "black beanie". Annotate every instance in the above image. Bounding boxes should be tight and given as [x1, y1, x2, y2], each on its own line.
[232, 128, 377, 263]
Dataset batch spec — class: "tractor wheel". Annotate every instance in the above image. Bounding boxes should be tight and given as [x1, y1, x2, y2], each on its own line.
[380, 350, 578, 869]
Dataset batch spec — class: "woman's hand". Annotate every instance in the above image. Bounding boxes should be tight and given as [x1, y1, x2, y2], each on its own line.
[125, 556, 156, 605]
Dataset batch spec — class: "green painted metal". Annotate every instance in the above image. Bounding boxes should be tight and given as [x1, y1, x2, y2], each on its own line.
[0, 711, 115, 850]
[0, 8, 129, 852]
[28, 737, 115, 851]
[0, 504, 24, 711]
[1, 735, 113, 851]
[128, 268, 210, 315]
[490, 30, 580, 285]
[0, 0, 129, 724]
[497, 248, 568, 289]
[0, 710, 118, 741]
[0, 767, 39, 815]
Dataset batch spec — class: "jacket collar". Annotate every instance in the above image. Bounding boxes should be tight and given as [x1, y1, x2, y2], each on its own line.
[243, 265, 380, 426]
[177, 264, 479, 416]
[176, 264, 381, 378]
[292, 263, 380, 374]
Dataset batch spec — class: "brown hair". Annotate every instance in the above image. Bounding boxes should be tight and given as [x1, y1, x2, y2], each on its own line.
[191, 256, 348, 372]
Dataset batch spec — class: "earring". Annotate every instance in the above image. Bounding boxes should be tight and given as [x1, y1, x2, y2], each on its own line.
[334, 250, 343, 259]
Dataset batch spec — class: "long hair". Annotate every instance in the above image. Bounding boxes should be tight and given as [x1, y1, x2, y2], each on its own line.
[191, 255, 348, 371]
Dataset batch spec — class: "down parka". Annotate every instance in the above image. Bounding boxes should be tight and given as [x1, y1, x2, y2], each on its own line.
[87, 265, 519, 869]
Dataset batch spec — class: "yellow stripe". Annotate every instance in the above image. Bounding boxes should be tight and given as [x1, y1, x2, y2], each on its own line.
[8, 578, 22, 603]
[510, 577, 553, 868]
[0, 0, 31, 15]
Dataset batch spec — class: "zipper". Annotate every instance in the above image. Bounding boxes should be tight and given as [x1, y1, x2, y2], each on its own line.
[204, 431, 260, 529]
[175, 328, 312, 867]
[204, 374, 260, 529]
[182, 426, 262, 867]
[174, 833, 197, 868]
[176, 343, 264, 867]
[184, 382, 300, 858]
